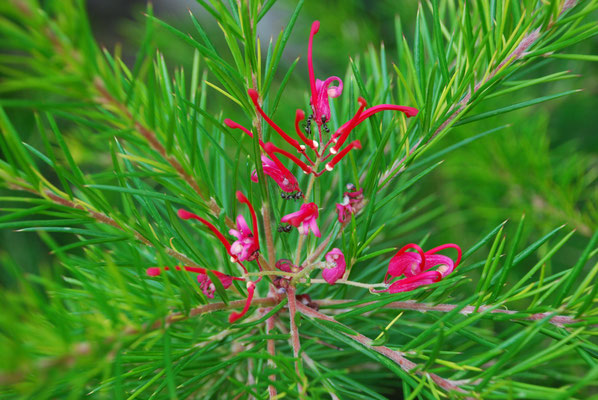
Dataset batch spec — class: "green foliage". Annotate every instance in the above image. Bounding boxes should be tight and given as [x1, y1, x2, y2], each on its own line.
[0, 0, 597, 398]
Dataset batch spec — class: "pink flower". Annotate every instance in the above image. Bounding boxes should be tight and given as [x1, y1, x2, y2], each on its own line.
[336, 184, 364, 224]
[382, 243, 462, 293]
[281, 202, 320, 237]
[275, 259, 296, 273]
[229, 215, 259, 262]
[250, 155, 300, 193]
[197, 273, 216, 298]
[322, 248, 346, 284]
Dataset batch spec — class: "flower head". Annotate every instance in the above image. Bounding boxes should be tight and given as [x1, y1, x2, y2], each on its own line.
[322, 248, 346, 284]
[275, 259, 297, 273]
[197, 273, 216, 298]
[336, 183, 364, 224]
[381, 243, 462, 293]
[250, 155, 300, 193]
[281, 202, 320, 237]
[229, 215, 259, 262]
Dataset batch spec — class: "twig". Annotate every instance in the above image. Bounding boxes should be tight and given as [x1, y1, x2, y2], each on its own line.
[378, 0, 578, 189]
[314, 299, 579, 328]
[94, 79, 206, 202]
[295, 302, 468, 396]
[125, 297, 277, 336]
[308, 278, 387, 289]
[10, 182, 203, 269]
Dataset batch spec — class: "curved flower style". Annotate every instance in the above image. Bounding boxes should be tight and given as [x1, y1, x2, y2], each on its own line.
[250, 154, 300, 193]
[173, 191, 261, 322]
[229, 281, 256, 323]
[322, 248, 346, 285]
[381, 243, 462, 293]
[178, 191, 260, 265]
[145, 266, 241, 299]
[281, 202, 320, 237]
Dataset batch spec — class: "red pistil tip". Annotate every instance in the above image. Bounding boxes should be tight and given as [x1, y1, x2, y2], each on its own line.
[224, 118, 236, 128]
[236, 190, 247, 203]
[311, 20, 320, 34]
[178, 209, 194, 220]
[146, 267, 162, 276]
[357, 97, 367, 107]
[248, 89, 259, 102]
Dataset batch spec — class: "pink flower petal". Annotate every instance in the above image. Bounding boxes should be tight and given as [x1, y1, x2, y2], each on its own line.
[387, 271, 442, 293]
[423, 254, 455, 277]
[322, 248, 346, 284]
[388, 251, 423, 278]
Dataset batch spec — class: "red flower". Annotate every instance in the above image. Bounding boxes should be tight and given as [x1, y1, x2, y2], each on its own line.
[280, 202, 321, 237]
[250, 154, 300, 193]
[322, 248, 346, 284]
[381, 243, 462, 293]
[336, 183, 364, 224]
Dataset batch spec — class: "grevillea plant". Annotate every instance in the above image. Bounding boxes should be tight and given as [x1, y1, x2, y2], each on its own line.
[0, 0, 597, 399]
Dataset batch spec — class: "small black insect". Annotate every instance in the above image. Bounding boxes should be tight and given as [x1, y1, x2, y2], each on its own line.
[304, 113, 313, 136]
[281, 191, 303, 200]
[277, 224, 293, 233]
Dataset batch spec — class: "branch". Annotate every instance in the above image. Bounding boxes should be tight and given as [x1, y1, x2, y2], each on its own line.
[94, 79, 206, 202]
[314, 299, 579, 328]
[10, 183, 205, 269]
[295, 302, 469, 396]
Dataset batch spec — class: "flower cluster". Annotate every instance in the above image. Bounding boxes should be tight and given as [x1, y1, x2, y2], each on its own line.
[225, 21, 418, 204]
[146, 20, 463, 326]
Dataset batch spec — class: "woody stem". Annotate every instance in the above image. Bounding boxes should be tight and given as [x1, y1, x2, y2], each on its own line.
[308, 279, 388, 289]
[290, 262, 324, 285]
